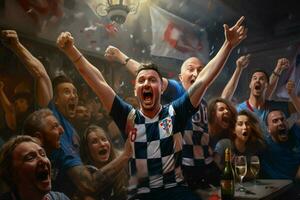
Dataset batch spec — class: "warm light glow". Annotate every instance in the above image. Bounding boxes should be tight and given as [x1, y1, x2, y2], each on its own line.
[96, 0, 141, 24]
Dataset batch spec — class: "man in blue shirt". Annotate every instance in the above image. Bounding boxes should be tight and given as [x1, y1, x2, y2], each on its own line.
[1, 30, 132, 198]
[221, 54, 300, 133]
[261, 109, 300, 179]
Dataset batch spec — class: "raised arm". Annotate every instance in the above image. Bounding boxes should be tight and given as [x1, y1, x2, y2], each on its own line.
[286, 80, 300, 114]
[221, 54, 250, 100]
[188, 16, 247, 107]
[1, 30, 52, 107]
[0, 81, 16, 130]
[105, 45, 140, 76]
[67, 135, 132, 195]
[265, 58, 290, 99]
[104, 46, 169, 90]
[57, 32, 115, 112]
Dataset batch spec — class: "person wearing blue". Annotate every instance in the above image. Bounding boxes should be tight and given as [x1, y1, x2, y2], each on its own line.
[56, 15, 247, 199]
[221, 55, 300, 134]
[1, 30, 133, 198]
[22, 108, 132, 200]
[103, 16, 248, 189]
[261, 109, 300, 180]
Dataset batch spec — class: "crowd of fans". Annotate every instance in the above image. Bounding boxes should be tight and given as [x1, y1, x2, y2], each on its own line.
[0, 16, 299, 200]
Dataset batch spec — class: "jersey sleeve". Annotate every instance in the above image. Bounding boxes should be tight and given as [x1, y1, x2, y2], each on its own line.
[109, 95, 134, 139]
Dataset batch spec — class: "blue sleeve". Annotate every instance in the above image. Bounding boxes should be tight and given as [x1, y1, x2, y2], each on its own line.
[162, 79, 185, 103]
[51, 148, 82, 171]
[291, 123, 300, 140]
[109, 95, 133, 139]
[236, 101, 247, 112]
[171, 92, 198, 131]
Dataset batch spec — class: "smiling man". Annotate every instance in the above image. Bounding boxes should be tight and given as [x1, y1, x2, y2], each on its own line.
[0, 136, 70, 200]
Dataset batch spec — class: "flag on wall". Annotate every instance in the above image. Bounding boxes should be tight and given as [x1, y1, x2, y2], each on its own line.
[276, 45, 300, 99]
[150, 5, 209, 62]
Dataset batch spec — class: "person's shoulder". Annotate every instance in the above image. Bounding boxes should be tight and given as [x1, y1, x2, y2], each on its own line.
[237, 101, 247, 106]
[217, 138, 232, 146]
[236, 101, 247, 110]
[291, 123, 300, 137]
[48, 191, 70, 200]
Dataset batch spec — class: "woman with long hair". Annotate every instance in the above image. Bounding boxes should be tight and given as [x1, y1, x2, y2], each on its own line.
[80, 125, 129, 200]
[214, 110, 265, 171]
[208, 98, 238, 149]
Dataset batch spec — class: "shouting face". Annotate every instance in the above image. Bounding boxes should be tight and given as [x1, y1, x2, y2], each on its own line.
[54, 82, 78, 119]
[135, 69, 163, 117]
[235, 115, 251, 143]
[179, 57, 205, 90]
[267, 110, 289, 142]
[12, 142, 52, 196]
[214, 102, 232, 130]
[87, 129, 111, 167]
[249, 72, 268, 98]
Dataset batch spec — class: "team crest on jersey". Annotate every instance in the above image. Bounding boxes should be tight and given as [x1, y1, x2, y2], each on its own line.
[160, 118, 172, 135]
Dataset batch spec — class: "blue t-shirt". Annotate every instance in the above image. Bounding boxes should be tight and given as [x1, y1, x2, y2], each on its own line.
[261, 124, 300, 179]
[48, 101, 82, 197]
[161, 79, 186, 104]
[236, 100, 290, 122]
[110, 93, 197, 198]
[163, 80, 212, 167]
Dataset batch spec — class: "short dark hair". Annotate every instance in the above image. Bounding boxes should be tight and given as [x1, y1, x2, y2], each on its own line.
[52, 75, 74, 93]
[0, 136, 39, 188]
[265, 109, 286, 126]
[136, 63, 163, 81]
[251, 68, 269, 83]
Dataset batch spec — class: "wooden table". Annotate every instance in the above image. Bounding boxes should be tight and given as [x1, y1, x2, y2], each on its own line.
[195, 179, 293, 200]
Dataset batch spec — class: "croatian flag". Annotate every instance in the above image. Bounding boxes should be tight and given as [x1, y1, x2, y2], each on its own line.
[150, 5, 209, 62]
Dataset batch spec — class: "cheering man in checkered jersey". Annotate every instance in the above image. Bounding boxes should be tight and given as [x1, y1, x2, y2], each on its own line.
[56, 16, 247, 200]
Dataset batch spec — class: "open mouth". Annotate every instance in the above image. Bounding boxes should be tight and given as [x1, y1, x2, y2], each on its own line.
[278, 129, 287, 136]
[98, 149, 108, 156]
[143, 91, 153, 103]
[242, 131, 248, 137]
[36, 169, 50, 181]
[190, 79, 195, 85]
[222, 115, 230, 123]
[68, 103, 76, 111]
[254, 84, 261, 90]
